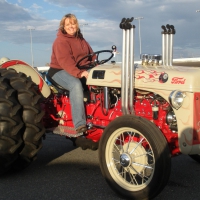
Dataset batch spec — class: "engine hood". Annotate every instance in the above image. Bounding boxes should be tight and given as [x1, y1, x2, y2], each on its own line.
[87, 63, 200, 92]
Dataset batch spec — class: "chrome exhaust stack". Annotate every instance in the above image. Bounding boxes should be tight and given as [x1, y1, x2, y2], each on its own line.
[161, 24, 176, 67]
[119, 17, 135, 115]
[168, 25, 175, 66]
[161, 25, 167, 66]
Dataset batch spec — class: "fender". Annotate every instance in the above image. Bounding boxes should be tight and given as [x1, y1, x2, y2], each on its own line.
[1, 60, 51, 98]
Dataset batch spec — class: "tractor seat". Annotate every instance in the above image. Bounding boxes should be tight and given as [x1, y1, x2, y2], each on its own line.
[46, 73, 69, 95]
[45, 74, 90, 102]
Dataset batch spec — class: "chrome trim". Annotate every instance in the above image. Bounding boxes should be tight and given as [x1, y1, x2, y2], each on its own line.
[103, 87, 109, 111]
[121, 29, 126, 114]
[120, 153, 131, 167]
[162, 33, 166, 65]
[166, 33, 169, 66]
[121, 22, 135, 115]
[169, 34, 174, 66]
[125, 30, 130, 114]
[129, 27, 135, 114]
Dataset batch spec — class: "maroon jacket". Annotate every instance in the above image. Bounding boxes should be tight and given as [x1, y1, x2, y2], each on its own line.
[50, 30, 94, 78]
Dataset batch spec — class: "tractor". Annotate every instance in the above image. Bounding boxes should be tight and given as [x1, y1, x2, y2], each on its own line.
[1, 17, 200, 200]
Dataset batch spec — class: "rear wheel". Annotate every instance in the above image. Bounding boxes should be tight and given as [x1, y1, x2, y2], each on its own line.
[0, 68, 45, 173]
[0, 77, 23, 174]
[99, 115, 171, 200]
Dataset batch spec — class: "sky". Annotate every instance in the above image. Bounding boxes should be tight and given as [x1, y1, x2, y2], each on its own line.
[0, 0, 200, 67]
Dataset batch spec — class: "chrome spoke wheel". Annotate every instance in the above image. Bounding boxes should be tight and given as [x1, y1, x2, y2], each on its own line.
[106, 128, 154, 190]
[99, 115, 171, 199]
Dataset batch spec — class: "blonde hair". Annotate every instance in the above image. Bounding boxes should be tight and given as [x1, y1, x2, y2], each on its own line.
[59, 13, 82, 38]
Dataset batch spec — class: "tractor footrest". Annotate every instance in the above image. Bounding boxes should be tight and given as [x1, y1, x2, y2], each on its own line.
[49, 125, 83, 138]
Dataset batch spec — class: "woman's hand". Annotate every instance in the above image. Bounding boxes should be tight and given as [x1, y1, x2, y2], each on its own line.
[80, 71, 89, 79]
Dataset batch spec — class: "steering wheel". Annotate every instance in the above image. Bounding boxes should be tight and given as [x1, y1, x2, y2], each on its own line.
[76, 49, 115, 70]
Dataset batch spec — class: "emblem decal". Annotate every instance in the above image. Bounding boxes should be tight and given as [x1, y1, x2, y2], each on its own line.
[171, 77, 186, 84]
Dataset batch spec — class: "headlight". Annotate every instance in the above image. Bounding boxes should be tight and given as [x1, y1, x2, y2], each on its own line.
[166, 110, 177, 125]
[169, 90, 186, 110]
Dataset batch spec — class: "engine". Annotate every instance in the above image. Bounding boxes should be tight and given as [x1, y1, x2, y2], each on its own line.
[41, 83, 179, 155]
[134, 89, 179, 155]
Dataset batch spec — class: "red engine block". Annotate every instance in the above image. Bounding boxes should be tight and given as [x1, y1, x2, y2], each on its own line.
[41, 91, 179, 155]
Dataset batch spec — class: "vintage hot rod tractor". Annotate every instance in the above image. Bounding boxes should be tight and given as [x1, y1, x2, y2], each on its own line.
[0, 17, 200, 199]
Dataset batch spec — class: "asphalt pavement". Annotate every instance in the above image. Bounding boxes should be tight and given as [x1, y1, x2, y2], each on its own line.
[1, 133, 200, 200]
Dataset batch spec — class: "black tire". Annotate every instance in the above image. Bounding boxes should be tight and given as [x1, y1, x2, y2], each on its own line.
[0, 77, 24, 174]
[99, 115, 171, 200]
[0, 68, 45, 172]
[189, 154, 200, 163]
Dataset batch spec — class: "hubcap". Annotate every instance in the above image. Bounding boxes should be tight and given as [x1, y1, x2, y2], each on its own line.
[120, 153, 131, 167]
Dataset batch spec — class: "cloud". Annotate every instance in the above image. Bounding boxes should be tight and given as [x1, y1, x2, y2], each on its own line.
[0, 0, 200, 66]
[0, 0, 32, 21]
[0, 1, 58, 44]
[31, 3, 42, 10]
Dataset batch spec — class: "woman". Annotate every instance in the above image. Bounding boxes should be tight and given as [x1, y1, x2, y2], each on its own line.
[48, 13, 95, 136]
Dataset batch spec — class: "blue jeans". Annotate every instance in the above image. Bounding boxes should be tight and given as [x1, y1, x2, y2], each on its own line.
[52, 70, 86, 129]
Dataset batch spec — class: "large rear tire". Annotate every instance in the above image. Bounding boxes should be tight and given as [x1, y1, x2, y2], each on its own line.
[99, 115, 171, 200]
[0, 77, 24, 174]
[0, 68, 45, 173]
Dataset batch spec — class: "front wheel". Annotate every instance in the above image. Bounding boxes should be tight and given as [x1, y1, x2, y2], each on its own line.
[99, 115, 171, 200]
